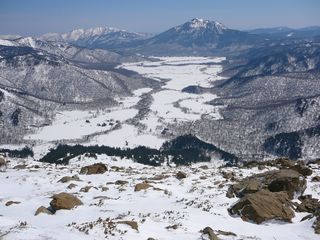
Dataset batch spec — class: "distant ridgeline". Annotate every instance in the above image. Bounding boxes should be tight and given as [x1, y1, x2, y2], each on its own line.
[39, 135, 239, 166]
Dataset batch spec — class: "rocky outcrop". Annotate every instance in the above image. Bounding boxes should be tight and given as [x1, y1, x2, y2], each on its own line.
[294, 195, 320, 235]
[58, 175, 80, 183]
[176, 171, 187, 180]
[227, 169, 306, 199]
[228, 190, 294, 224]
[289, 162, 312, 176]
[35, 206, 53, 216]
[50, 192, 83, 211]
[80, 186, 93, 192]
[117, 220, 139, 231]
[115, 180, 128, 185]
[80, 163, 108, 175]
[5, 201, 21, 206]
[134, 182, 153, 192]
[295, 195, 320, 213]
[267, 170, 306, 198]
[201, 227, 220, 240]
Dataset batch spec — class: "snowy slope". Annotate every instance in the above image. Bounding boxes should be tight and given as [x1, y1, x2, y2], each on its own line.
[0, 155, 319, 240]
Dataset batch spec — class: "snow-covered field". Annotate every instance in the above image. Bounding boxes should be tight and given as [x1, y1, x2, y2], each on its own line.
[22, 56, 226, 151]
[0, 156, 319, 240]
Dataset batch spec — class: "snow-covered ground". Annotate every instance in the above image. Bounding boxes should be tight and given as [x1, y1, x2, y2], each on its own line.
[22, 57, 225, 151]
[0, 156, 319, 240]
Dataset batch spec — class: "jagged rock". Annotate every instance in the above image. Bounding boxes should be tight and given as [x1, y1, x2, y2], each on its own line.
[274, 158, 296, 168]
[115, 180, 129, 185]
[289, 163, 312, 176]
[101, 186, 109, 192]
[311, 176, 320, 182]
[50, 192, 83, 210]
[147, 174, 170, 181]
[228, 190, 294, 224]
[5, 201, 21, 206]
[117, 220, 139, 231]
[80, 163, 107, 175]
[176, 171, 187, 180]
[243, 158, 295, 169]
[58, 175, 80, 183]
[222, 171, 235, 180]
[35, 206, 53, 216]
[267, 170, 306, 198]
[134, 182, 153, 192]
[227, 179, 262, 198]
[166, 224, 179, 230]
[295, 195, 320, 213]
[202, 227, 219, 240]
[216, 230, 237, 236]
[80, 186, 92, 192]
[0, 156, 6, 171]
[67, 183, 77, 189]
[227, 169, 306, 199]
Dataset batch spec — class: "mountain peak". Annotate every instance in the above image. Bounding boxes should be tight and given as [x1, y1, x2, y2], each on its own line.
[190, 18, 209, 27]
[177, 18, 227, 34]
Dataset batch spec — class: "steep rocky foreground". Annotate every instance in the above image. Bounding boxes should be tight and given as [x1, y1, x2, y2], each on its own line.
[0, 155, 319, 240]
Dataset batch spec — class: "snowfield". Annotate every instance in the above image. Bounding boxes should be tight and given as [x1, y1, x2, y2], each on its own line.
[0, 156, 319, 240]
[23, 57, 226, 149]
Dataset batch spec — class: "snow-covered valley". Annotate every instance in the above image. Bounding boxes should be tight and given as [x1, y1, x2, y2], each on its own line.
[22, 56, 226, 152]
[1, 56, 320, 240]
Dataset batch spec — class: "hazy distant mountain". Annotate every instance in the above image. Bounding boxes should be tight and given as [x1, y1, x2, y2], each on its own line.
[248, 26, 320, 40]
[41, 26, 147, 50]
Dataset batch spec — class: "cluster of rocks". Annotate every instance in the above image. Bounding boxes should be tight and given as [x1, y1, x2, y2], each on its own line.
[34, 163, 109, 216]
[24, 158, 319, 238]
[227, 158, 320, 234]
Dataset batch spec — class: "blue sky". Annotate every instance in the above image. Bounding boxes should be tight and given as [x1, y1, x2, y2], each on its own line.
[1, 0, 320, 36]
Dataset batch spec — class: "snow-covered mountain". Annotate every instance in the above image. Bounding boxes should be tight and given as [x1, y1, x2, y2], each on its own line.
[42, 26, 146, 50]
[10, 36, 145, 64]
[0, 38, 158, 143]
[146, 18, 229, 46]
[125, 18, 264, 56]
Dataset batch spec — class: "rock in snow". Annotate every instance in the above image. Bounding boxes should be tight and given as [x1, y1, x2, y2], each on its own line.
[80, 163, 108, 175]
[50, 192, 83, 211]
[228, 190, 295, 224]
